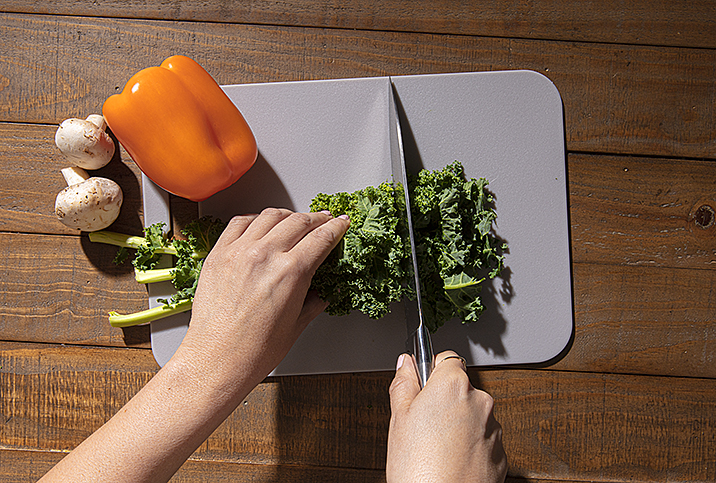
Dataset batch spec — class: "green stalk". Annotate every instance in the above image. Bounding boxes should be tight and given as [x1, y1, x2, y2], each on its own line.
[109, 299, 193, 328]
[88, 230, 177, 255]
[135, 267, 175, 284]
[89, 230, 207, 259]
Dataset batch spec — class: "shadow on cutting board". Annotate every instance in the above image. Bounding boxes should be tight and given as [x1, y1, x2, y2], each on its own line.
[205, 150, 294, 218]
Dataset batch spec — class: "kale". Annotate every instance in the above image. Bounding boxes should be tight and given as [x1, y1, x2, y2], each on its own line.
[309, 161, 505, 332]
[92, 162, 505, 333]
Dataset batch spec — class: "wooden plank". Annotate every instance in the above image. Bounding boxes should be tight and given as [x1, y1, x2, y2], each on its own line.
[558, 263, 716, 377]
[569, 153, 716, 269]
[0, 232, 150, 347]
[1, 342, 714, 482]
[494, 370, 716, 482]
[1, 14, 714, 159]
[0, 449, 64, 482]
[2, 0, 714, 49]
[0, 230, 713, 376]
[0, 449, 583, 483]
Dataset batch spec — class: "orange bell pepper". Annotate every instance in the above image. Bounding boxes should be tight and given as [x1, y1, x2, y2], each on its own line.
[103, 55, 257, 202]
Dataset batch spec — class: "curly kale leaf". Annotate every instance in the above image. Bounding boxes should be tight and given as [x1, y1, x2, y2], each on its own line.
[159, 217, 227, 306]
[310, 161, 506, 333]
[309, 182, 412, 319]
[91, 217, 228, 324]
[412, 161, 505, 331]
[133, 223, 171, 271]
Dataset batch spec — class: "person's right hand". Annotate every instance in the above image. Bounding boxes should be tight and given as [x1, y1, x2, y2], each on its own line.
[386, 351, 508, 483]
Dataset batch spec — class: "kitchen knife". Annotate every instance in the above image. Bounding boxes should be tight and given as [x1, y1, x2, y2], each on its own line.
[388, 80, 434, 388]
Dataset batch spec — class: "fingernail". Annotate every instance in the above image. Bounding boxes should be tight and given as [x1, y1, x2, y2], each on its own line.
[396, 353, 406, 370]
[338, 214, 350, 221]
[320, 210, 332, 216]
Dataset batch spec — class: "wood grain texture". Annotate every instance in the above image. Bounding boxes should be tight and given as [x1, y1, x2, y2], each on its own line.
[1, 14, 714, 159]
[569, 153, 716, 268]
[497, 370, 716, 482]
[1, 342, 714, 482]
[0, 233, 713, 377]
[0, 232, 150, 347]
[0, 449, 64, 482]
[0, 450, 587, 483]
[560, 263, 716, 377]
[2, 0, 714, 49]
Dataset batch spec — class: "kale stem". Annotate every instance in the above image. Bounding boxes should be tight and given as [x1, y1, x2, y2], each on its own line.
[135, 268, 175, 284]
[88, 230, 178, 255]
[108, 299, 193, 328]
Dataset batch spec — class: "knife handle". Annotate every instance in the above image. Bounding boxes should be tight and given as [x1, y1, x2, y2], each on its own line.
[413, 325, 434, 389]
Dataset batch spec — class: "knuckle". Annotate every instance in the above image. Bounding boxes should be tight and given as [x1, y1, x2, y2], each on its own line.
[289, 211, 313, 228]
[244, 243, 271, 266]
[388, 373, 412, 407]
[227, 215, 250, 230]
[388, 373, 404, 397]
[278, 253, 306, 277]
[433, 367, 474, 401]
[475, 389, 496, 413]
[260, 207, 284, 217]
[310, 224, 338, 245]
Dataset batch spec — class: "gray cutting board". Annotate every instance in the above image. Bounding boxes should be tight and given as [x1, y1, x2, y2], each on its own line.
[146, 70, 573, 373]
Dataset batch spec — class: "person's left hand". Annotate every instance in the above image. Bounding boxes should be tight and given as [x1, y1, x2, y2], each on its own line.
[178, 208, 350, 389]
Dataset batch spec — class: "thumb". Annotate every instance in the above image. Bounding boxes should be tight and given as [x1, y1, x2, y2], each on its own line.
[388, 353, 421, 416]
[296, 290, 329, 329]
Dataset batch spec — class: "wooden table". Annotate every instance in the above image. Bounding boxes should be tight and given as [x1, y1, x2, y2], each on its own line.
[1, 2, 715, 481]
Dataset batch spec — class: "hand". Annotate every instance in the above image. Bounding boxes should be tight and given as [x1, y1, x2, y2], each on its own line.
[386, 351, 507, 483]
[38, 209, 350, 483]
[179, 208, 350, 393]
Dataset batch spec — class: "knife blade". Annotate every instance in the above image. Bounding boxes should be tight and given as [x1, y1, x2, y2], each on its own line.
[388, 80, 434, 388]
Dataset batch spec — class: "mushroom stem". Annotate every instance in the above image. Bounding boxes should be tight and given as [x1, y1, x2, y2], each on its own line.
[85, 114, 107, 130]
[61, 166, 90, 186]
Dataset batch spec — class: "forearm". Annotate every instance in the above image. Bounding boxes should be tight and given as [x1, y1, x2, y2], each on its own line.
[39, 211, 349, 482]
[38, 337, 257, 482]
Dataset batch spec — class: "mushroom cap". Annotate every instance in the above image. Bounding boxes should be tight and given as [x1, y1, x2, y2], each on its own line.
[55, 177, 124, 231]
[55, 118, 115, 170]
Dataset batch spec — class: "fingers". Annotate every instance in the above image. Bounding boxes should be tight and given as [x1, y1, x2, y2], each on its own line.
[425, 350, 473, 395]
[434, 350, 468, 372]
[219, 209, 347, 258]
[291, 214, 350, 270]
[241, 208, 295, 241]
[212, 213, 259, 249]
[269, 211, 339, 252]
[296, 290, 330, 329]
[389, 354, 421, 416]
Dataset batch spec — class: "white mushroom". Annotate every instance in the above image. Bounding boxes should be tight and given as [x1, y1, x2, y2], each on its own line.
[55, 114, 115, 170]
[55, 167, 123, 231]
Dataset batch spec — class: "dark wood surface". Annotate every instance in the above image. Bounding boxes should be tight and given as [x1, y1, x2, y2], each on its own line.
[1, 2, 715, 482]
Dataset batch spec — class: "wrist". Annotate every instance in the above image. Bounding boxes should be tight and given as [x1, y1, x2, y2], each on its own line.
[166, 324, 266, 409]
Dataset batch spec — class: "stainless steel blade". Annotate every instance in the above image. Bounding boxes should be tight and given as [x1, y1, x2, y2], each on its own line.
[388, 80, 434, 388]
